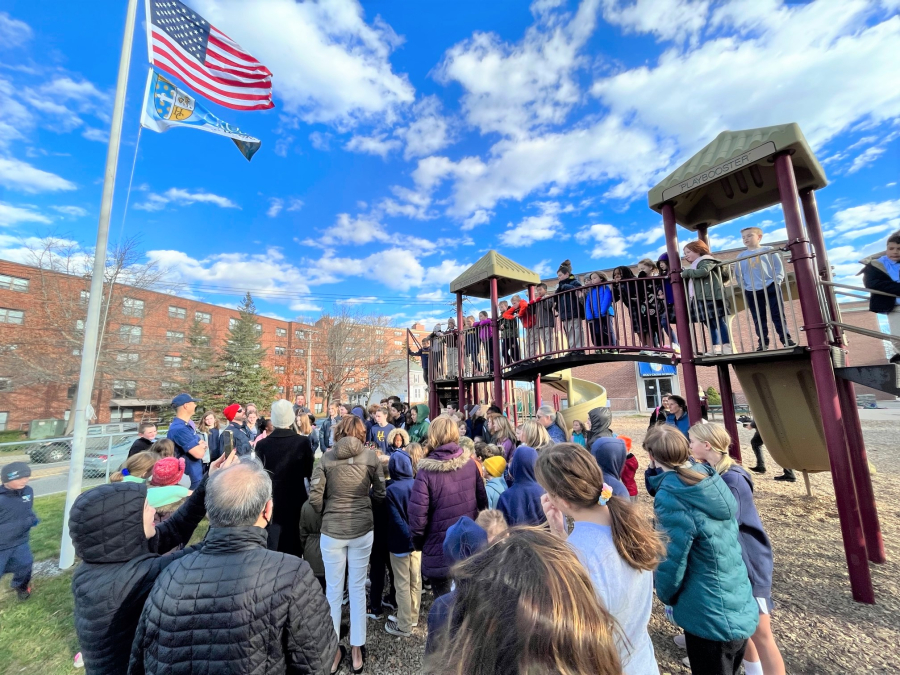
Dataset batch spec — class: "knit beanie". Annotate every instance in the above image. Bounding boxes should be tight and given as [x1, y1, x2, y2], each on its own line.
[271, 399, 295, 429]
[223, 403, 240, 422]
[557, 259, 572, 276]
[483, 456, 507, 478]
[149, 457, 185, 487]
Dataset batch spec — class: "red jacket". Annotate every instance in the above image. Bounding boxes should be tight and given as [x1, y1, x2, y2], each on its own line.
[621, 453, 639, 497]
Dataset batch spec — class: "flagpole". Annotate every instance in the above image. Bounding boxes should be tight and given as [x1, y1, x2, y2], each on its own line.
[59, 0, 140, 569]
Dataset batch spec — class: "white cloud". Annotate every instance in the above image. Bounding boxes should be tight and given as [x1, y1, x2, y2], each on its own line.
[309, 248, 466, 290]
[831, 199, 900, 235]
[50, 205, 88, 217]
[22, 77, 108, 133]
[600, 0, 710, 43]
[0, 12, 32, 48]
[500, 202, 570, 247]
[134, 188, 239, 211]
[344, 133, 401, 158]
[592, 3, 900, 154]
[309, 131, 332, 151]
[0, 202, 51, 226]
[192, 0, 414, 129]
[267, 197, 302, 218]
[0, 77, 31, 147]
[423, 259, 469, 286]
[312, 213, 392, 246]
[847, 146, 887, 174]
[416, 289, 447, 301]
[461, 209, 492, 231]
[0, 157, 76, 193]
[400, 96, 455, 159]
[435, 0, 600, 138]
[576, 223, 629, 258]
[82, 127, 109, 143]
[533, 259, 553, 277]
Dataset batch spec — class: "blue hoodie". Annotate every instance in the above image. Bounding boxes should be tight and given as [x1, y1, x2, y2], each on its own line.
[425, 517, 487, 655]
[497, 446, 546, 527]
[386, 451, 415, 555]
[485, 477, 507, 509]
[721, 465, 774, 599]
[589, 436, 630, 499]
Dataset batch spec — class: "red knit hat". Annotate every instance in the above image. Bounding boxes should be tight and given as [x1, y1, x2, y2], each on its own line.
[150, 457, 185, 487]
[223, 403, 241, 422]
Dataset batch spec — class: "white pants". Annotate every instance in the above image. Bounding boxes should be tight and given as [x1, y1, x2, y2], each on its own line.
[321, 531, 374, 647]
[888, 307, 900, 351]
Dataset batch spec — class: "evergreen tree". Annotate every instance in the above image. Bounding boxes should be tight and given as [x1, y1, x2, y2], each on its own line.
[182, 318, 217, 402]
[207, 293, 278, 411]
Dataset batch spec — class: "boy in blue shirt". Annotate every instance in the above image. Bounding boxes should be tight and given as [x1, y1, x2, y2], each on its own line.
[862, 230, 900, 364]
[367, 407, 393, 454]
[0, 462, 39, 601]
[736, 227, 796, 351]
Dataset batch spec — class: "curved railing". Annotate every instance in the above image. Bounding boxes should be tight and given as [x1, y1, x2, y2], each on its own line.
[428, 276, 679, 383]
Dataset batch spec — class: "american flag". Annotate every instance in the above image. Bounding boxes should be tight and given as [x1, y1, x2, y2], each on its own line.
[147, 0, 273, 111]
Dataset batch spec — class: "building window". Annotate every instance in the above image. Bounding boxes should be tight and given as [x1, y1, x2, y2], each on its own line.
[295, 330, 305, 339]
[161, 381, 179, 392]
[229, 318, 238, 329]
[194, 335, 210, 346]
[164, 356, 182, 368]
[315, 403, 323, 414]
[112, 380, 137, 397]
[195, 311, 211, 324]
[394, 340, 403, 346]
[294, 348, 305, 356]
[0, 411, 7, 431]
[276, 327, 287, 337]
[255, 323, 262, 334]
[76, 319, 85, 332]
[274, 346, 285, 356]
[168, 306, 187, 320]
[80, 290, 90, 304]
[0, 377, 12, 391]
[277, 386, 285, 395]
[0, 274, 29, 292]
[119, 325, 142, 344]
[122, 297, 144, 317]
[375, 329, 384, 335]
[0, 308, 24, 325]
[315, 369, 323, 376]
[110, 408, 135, 421]
[116, 353, 139, 363]
[274, 365, 285, 374]
[166, 330, 184, 344]
[67, 384, 77, 399]
[292, 385, 304, 394]
[347, 377, 356, 383]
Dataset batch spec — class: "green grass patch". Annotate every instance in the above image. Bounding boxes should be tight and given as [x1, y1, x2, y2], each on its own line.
[0, 570, 78, 675]
[31, 492, 67, 562]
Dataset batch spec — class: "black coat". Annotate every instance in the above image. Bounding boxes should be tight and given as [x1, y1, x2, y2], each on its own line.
[70, 480, 208, 675]
[556, 274, 582, 320]
[126, 437, 154, 458]
[863, 260, 900, 314]
[128, 526, 337, 675]
[254, 428, 314, 557]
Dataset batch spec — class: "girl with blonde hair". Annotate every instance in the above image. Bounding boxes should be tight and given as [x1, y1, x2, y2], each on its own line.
[688, 423, 784, 675]
[643, 425, 758, 674]
[517, 419, 551, 453]
[486, 413, 516, 460]
[110, 451, 158, 483]
[424, 527, 621, 675]
[537, 443, 664, 674]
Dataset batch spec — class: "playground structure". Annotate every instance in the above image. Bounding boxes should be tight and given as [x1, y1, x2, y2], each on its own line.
[419, 123, 890, 603]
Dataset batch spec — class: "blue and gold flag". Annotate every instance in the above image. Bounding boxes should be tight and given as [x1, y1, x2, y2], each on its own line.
[140, 68, 261, 161]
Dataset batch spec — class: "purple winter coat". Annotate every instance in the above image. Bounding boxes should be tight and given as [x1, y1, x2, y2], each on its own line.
[407, 443, 488, 579]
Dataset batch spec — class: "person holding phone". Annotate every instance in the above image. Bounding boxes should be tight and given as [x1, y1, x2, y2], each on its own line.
[222, 404, 252, 457]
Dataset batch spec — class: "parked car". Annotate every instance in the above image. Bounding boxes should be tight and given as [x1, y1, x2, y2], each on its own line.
[83, 438, 135, 478]
[26, 423, 139, 464]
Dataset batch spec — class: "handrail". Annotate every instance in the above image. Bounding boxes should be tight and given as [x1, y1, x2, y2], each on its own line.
[821, 281, 900, 298]
[829, 321, 900, 343]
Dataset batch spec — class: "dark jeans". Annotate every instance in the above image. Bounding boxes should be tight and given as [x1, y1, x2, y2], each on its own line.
[368, 505, 395, 612]
[429, 576, 452, 598]
[744, 283, 791, 347]
[589, 317, 616, 347]
[684, 632, 747, 675]
[751, 430, 766, 468]
[0, 542, 32, 590]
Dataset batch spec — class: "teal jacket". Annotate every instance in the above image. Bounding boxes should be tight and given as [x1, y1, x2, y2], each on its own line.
[648, 464, 759, 642]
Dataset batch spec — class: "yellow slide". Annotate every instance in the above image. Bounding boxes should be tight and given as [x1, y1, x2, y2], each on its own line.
[545, 369, 607, 433]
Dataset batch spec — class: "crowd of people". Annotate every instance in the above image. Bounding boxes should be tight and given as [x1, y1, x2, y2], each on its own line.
[0, 386, 796, 675]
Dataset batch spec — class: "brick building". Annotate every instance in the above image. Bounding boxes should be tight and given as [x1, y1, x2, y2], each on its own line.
[0, 258, 429, 432]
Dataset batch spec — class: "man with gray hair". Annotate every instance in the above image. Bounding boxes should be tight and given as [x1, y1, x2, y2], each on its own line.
[128, 460, 339, 675]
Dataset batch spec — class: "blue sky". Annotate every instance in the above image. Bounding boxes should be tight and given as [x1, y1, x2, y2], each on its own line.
[0, 0, 898, 326]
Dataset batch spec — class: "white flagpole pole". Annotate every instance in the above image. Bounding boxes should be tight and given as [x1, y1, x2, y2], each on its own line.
[59, 0, 141, 569]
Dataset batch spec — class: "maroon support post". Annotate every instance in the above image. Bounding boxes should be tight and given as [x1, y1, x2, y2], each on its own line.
[776, 153, 874, 603]
[662, 203, 703, 425]
[528, 283, 542, 409]
[802, 189, 884, 564]
[490, 278, 504, 407]
[697, 223, 710, 246]
[715, 363, 742, 462]
[456, 292, 465, 410]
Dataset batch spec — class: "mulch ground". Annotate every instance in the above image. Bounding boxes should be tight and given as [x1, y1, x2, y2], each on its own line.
[360, 414, 900, 675]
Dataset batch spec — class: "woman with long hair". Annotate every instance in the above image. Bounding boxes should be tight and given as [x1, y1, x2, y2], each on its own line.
[486, 413, 516, 460]
[310, 415, 385, 674]
[424, 527, 622, 675]
[537, 443, 664, 674]
[682, 240, 732, 355]
[688, 423, 785, 675]
[536, 404, 567, 444]
[196, 411, 221, 464]
[643, 426, 759, 675]
[517, 420, 552, 454]
[408, 416, 488, 597]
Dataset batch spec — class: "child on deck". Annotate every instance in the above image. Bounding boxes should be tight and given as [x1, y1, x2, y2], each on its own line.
[0, 462, 38, 601]
[862, 229, 900, 363]
[736, 227, 796, 351]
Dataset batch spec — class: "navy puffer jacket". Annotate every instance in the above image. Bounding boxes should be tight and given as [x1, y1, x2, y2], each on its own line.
[407, 443, 487, 579]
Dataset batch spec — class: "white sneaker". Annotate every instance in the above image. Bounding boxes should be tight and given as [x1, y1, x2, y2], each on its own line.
[722, 344, 733, 354]
[682, 656, 691, 667]
[673, 633, 686, 649]
[387, 614, 417, 627]
[711, 345, 722, 355]
[74, 653, 84, 669]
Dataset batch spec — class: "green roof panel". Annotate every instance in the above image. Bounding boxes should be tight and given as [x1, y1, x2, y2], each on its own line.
[449, 250, 541, 298]
[647, 123, 827, 230]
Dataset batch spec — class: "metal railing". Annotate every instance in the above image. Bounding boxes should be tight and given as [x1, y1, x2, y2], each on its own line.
[682, 248, 802, 357]
[0, 432, 140, 483]
[821, 280, 900, 353]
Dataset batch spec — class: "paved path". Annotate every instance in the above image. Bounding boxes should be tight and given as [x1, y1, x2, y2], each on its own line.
[31, 473, 106, 498]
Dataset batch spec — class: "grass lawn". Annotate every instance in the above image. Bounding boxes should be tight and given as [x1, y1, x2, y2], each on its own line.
[31, 492, 67, 563]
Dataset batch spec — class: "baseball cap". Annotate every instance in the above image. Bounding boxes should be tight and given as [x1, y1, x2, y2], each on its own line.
[1, 461, 31, 483]
[171, 393, 200, 409]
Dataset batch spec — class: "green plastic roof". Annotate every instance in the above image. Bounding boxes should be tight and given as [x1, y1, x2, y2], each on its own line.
[648, 123, 827, 230]
[449, 250, 541, 298]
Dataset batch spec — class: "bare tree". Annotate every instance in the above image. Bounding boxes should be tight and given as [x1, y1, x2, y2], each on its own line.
[311, 307, 396, 406]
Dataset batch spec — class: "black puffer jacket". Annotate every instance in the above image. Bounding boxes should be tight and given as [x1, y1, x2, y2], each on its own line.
[128, 526, 337, 675]
[70, 480, 208, 675]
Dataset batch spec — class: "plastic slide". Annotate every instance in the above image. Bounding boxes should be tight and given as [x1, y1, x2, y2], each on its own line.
[544, 369, 608, 433]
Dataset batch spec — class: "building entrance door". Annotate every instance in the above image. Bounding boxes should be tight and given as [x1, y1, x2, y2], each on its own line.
[644, 377, 674, 410]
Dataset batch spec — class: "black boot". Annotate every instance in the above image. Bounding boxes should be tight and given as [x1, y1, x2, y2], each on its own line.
[774, 468, 796, 482]
[750, 444, 766, 473]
